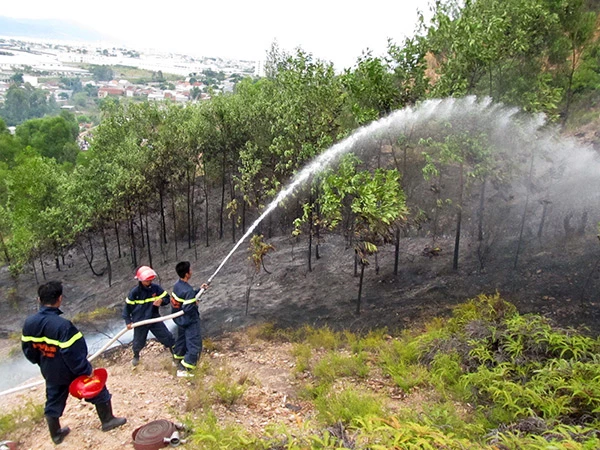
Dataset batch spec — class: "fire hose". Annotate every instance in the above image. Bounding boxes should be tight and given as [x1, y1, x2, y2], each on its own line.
[0, 287, 208, 398]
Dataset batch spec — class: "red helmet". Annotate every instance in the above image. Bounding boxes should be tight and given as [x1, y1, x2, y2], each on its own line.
[135, 266, 157, 281]
[69, 368, 108, 399]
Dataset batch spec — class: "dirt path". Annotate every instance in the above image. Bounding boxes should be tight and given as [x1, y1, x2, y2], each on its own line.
[0, 334, 313, 450]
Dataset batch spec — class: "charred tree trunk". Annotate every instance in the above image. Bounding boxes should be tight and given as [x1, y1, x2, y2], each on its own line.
[190, 166, 197, 250]
[394, 227, 400, 276]
[432, 173, 443, 244]
[32, 260, 39, 284]
[138, 206, 145, 249]
[245, 270, 257, 316]
[39, 253, 46, 280]
[315, 187, 321, 260]
[145, 212, 153, 268]
[308, 220, 313, 273]
[187, 170, 193, 249]
[81, 236, 103, 276]
[101, 226, 112, 287]
[219, 155, 226, 240]
[477, 178, 486, 242]
[172, 192, 178, 260]
[307, 194, 313, 272]
[356, 261, 365, 314]
[129, 215, 137, 268]
[242, 199, 247, 235]
[537, 200, 551, 242]
[514, 150, 535, 271]
[230, 178, 236, 244]
[453, 163, 464, 271]
[126, 198, 137, 268]
[114, 221, 122, 259]
[159, 188, 167, 245]
[202, 169, 210, 248]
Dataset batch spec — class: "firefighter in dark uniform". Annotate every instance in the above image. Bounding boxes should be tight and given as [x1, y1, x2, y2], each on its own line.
[171, 261, 208, 377]
[21, 281, 126, 444]
[123, 265, 175, 366]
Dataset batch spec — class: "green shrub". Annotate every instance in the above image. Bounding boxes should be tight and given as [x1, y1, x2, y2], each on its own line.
[212, 367, 248, 407]
[350, 328, 388, 353]
[314, 387, 385, 426]
[291, 343, 312, 374]
[185, 411, 263, 449]
[313, 351, 370, 382]
[382, 361, 430, 391]
[0, 401, 43, 438]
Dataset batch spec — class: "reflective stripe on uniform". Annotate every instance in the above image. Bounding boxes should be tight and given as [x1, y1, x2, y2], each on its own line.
[181, 360, 196, 370]
[21, 331, 84, 349]
[172, 293, 196, 305]
[125, 290, 168, 305]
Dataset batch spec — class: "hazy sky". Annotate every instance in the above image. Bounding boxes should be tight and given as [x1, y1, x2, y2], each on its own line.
[2, 0, 432, 70]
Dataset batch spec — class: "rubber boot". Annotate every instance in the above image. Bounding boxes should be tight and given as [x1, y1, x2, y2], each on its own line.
[45, 415, 70, 444]
[95, 400, 127, 432]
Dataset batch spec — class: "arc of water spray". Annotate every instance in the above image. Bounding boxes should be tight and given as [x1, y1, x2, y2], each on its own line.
[196, 102, 442, 292]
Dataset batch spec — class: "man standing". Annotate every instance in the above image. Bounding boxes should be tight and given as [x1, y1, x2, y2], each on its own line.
[22, 281, 126, 444]
[171, 261, 208, 377]
[123, 265, 175, 366]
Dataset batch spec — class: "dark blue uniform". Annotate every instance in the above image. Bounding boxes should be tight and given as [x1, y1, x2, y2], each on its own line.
[122, 283, 175, 356]
[171, 280, 202, 370]
[21, 306, 110, 417]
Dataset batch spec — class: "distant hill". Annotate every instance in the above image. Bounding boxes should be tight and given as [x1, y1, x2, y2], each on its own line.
[0, 16, 110, 42]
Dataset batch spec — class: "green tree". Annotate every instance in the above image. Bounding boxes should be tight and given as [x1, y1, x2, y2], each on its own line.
[10, 73, 24, 85]
[0, 85, 59, 126]
[90, 65, 114, 81]
[5, 150, 68, 274]
[423, 0, 570, 118]
[190, 86, 201, 100]
[319, 154, 408, 313]
[60, 77, 83, 93]
[15, 115, 79, 165]
[421, 130, 491, 270]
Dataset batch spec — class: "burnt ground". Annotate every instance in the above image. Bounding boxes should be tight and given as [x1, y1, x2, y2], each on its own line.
[1, 226, 599, 344]
[1, 229, 600, 449]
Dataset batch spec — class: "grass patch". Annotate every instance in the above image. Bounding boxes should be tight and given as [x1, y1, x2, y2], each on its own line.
[184, 411, 262, 449]
[290, 343, 312, 374]
[212, 366, 248, 407]
[312, 351, 370, 382]
[0, 400, 44, 438]
[314, 387, 385, 426]
[180, 293, 600, 449]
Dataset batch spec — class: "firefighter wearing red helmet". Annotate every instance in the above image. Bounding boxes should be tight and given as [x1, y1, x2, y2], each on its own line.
[22, 281, 126, 444]
[122, 266, 175, 366]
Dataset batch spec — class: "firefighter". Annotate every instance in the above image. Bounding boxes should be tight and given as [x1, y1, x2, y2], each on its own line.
[123, 265, 175, 366]
[171, 261, 208, 377]
[21, 281, 126, 444]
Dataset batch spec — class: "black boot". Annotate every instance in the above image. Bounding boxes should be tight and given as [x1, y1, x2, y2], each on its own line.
[95, 400, 127, 432]
[45, 415, 70, 444]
